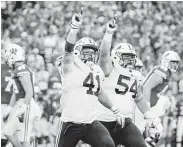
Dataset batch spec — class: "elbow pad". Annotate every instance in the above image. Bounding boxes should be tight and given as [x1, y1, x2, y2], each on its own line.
[65, 41, 75, 53]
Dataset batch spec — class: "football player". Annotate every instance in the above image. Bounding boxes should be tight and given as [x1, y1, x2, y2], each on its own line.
[143, 50, 180, 107]
[3, 44, 41, 147]
[95, 17, 162, 147]
[142, 51, 180, 146]
[1, 52, 19, 147]
[54, 10, 124, 147]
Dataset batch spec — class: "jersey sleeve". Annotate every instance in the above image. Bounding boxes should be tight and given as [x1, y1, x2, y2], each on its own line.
[14, 64, 30, 77]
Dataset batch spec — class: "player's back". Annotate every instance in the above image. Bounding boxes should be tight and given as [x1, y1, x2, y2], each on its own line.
[60, 59, 104, 123]
[1, 63, 16, 104]
[12, 64, 35, 101]
[95, 64, 140, 121]
[143, 65, 171, 107]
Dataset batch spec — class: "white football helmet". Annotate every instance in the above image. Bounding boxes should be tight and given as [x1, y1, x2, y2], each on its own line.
[160, 51, 180, 72]
[111, 43, 136, 68]
[74, 37, 99, 64]
[4, 44, 25, 67]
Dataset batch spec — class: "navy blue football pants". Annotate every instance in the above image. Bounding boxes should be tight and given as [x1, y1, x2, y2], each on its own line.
[100, 118, 147, 147]
[54, 120, 115, 147]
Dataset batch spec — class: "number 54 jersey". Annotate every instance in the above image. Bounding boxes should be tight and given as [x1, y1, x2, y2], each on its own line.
[95, 63, 142, 121]
[58, 56, 104, 124]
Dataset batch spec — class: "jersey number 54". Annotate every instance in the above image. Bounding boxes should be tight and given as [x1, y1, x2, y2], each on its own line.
[115, 74, 137, 98]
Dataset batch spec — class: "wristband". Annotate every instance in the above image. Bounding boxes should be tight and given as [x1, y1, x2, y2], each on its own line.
[70, 28, 79, 33]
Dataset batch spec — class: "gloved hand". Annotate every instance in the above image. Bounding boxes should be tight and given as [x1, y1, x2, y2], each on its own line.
[111, 106, 125, 128]
[16, 104, 29, 123]
[144, 110, 163, 146]
[144, 111, 162, 129]
[71, 8, 83, 29]
[3, 106, 12, 122]
[106, 14, 117, 34]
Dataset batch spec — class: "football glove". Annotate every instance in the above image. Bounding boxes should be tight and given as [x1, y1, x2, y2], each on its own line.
[71, 8, 83, 29]
[111, 106, 125, 128]
[3, 106, 12, 123]
[144, 111, 163, 145]
[106, 14, 117, 34]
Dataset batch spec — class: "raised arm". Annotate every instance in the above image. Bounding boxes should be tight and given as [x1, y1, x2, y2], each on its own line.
[99, 17, 117, 76]
[62, 10, 83, 75]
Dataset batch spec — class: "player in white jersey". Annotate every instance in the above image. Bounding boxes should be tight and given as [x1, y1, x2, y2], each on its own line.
[54, 10, 125, 147]
[2, 44, 42, 147]
[95, 17, 162, 147]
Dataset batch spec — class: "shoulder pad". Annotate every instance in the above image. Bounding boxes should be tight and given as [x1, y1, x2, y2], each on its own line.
[14, 64, 30, 77]
[154, 67, 168, 79]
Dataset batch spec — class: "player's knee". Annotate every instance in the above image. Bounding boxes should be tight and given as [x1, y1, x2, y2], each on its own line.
[99, 135, 115, 147]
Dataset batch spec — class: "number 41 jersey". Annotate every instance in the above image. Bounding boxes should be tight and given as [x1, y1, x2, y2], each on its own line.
[95, 64, 141, 121]
[58, 56, 104, 124]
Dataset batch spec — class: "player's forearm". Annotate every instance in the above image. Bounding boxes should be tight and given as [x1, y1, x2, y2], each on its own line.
[100, 32, 113, 57]
[65, 29, 78, 53]
[9, 92, 16, 107]
[98, 89, 113, 109]
[135, 96, 150, 114]
[99, 32, 113, 76]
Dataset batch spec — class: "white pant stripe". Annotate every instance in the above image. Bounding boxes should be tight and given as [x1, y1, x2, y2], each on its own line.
[54, 119, 63, 147]
[24, 105, 30, 142]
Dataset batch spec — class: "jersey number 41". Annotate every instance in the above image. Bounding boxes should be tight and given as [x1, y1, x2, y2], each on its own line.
[83, 72, 100, 96]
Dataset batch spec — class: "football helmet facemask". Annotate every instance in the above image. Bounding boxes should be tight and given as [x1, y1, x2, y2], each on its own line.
[160, 51, 180, 73]
[111, 43, 136, 69]
[74, 37, 99, 64]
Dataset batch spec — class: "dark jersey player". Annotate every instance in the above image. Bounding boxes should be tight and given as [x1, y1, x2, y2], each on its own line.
[2, 44, 41, 147]
[1, 61, 18, 146]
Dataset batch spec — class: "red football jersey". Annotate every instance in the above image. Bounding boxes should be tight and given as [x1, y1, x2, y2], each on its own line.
[143, 65, 171, 107]
[1, 63, 18, 104]
[12, 64, 35, 101]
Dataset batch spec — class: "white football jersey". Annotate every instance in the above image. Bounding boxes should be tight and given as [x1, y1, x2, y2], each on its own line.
[57, 55, 104, 123]
[95, 62, 142, 121]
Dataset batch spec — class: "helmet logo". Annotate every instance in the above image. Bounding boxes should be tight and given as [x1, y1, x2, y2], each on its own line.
[127, 44, 132, 50]
[75, 46, 82, 51]
[10, 48, 17, 55]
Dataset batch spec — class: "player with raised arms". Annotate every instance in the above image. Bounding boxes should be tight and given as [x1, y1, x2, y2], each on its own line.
[95, 15, 162, 147]
[54, 8, 125, 147]
[1, 51, 19, 147]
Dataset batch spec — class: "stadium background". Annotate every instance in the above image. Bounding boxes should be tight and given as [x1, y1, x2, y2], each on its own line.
[1, 1, 183, 147]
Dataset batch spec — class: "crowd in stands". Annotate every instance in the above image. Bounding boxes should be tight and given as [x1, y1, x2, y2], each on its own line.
[1, 1, 183, 146]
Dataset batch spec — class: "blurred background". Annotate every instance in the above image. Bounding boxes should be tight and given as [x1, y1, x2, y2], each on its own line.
[1, 1, 183, 147]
